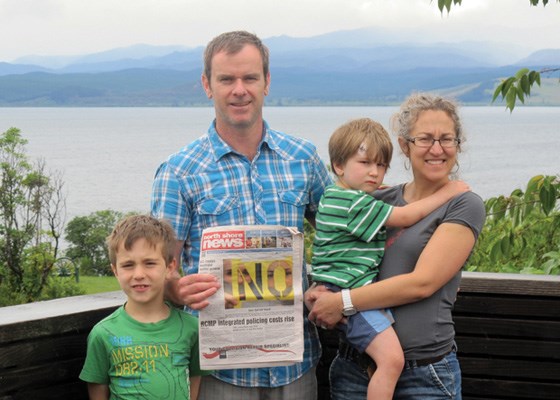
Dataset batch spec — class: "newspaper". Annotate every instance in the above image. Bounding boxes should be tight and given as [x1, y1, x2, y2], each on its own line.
[198, 225, 304, 370]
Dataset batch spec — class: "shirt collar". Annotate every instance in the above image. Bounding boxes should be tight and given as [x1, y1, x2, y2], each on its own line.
[207, 120, 279, 160]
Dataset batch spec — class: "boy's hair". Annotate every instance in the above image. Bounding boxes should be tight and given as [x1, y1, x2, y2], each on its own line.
[106, 214, 177, 266]
[328, 118, 393, 175]
[203, 30, 270, 81]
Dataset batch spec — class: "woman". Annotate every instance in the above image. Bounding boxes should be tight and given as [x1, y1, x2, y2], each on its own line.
[306, 93, 486, 399]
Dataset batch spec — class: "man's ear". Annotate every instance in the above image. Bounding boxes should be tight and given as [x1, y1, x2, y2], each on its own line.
[264, 72, 271, 96]
[202, 74, 212, 99]
[111, 264, 118, 277]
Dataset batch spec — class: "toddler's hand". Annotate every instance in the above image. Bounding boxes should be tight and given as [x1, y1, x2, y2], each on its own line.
[443, 180, 470, 197]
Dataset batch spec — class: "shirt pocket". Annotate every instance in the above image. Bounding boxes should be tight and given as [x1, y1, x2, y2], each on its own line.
[274, 190, 309, 227]
[196, 196, 241, 229]
[278, 190, 309, 207]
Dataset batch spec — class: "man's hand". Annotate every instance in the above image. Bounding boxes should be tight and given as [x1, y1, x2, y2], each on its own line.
[306, 285, 344, 329]
[167, 272, 220, 310]
[305, 283, 345, 329]
[304, 282, 325, 311]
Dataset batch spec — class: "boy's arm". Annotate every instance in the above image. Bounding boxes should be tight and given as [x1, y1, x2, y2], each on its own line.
[190, 376, 201, 400]
[386, 180, 470, 227]
[87, 383, 109, 400]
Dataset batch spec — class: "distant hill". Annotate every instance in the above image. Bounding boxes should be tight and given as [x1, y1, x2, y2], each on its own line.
[12, 44, 191, 69]
[515, 49, 560, 67]
[0, 62, 49, 75]
[0, 29, 558, 106]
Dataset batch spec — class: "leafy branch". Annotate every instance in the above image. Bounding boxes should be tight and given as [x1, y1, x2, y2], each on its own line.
[435, 0, 560, 111]
[468, 175, 560, 275]
[492, 67, 560, 112]
[437, 0, 555, 14]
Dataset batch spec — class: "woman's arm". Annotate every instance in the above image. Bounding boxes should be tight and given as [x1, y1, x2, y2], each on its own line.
[307, 222, 475, 327]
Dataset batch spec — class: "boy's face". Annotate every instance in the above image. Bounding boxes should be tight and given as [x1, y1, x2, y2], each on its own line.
[112, 238, 172, 308]
[334, 145, 387, 193]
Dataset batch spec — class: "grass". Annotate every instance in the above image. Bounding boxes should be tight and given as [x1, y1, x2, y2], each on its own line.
[79, 275, 121, 294]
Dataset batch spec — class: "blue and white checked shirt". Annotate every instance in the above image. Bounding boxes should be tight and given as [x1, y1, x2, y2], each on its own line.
[151, 120, 332, 387]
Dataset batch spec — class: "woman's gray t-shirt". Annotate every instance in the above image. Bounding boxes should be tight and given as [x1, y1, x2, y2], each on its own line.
[374, 184, 486, 360]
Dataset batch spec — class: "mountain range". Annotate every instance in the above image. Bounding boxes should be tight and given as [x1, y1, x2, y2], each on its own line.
[0, 28, 558, 106]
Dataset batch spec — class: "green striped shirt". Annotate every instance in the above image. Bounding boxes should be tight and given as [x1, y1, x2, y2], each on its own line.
[310, 185, 393, 288]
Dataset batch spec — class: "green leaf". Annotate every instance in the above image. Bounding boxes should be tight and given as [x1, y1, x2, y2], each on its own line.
[502, 77, 516, 97]
[514, 68, 530, 79]
[526, 175, 543, 194]
[539, 182, 557, 215]
[500, 235, 511, 256]
[489, 241, 502, 263]
[529, 70, 538, 85]
[510, 195, 523, 226]
[505, 85, 517, 111]
[492, 83, 503, 103]
[493, 196, 508, 219]
[516, 86, 525, 103]
[438, 0, 452, 13]
[520, 74, 530, 95]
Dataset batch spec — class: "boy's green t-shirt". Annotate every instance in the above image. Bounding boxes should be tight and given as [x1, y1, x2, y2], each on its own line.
[80, 303, 210, 399]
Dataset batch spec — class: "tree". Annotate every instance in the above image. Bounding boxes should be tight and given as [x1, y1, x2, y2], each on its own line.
[64, 209, 127, 276]
[467, 175, 560, 274]
[0, 128, 71, 304]
[437, 0, 560, 111]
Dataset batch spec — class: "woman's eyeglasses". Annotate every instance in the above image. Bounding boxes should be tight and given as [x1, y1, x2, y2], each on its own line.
[406, 136, 461, 148]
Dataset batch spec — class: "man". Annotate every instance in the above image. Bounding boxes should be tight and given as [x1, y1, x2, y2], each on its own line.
[151, 31, 331, 400]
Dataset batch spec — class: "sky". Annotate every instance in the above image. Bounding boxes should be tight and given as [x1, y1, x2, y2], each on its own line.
[0, 0, 559, 62]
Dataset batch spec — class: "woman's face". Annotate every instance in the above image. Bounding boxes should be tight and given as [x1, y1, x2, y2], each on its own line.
[400, 109, 459, 184]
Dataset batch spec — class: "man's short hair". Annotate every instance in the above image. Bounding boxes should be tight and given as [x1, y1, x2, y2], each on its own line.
[203, 30, 269, 81]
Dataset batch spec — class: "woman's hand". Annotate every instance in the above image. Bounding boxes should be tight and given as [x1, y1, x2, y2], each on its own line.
[306, 284, 344, 328]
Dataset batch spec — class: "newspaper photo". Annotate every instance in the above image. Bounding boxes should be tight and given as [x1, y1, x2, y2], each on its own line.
[198, 225, 305, 370]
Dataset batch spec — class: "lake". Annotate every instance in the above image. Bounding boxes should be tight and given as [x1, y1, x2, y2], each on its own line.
[1, 106, 558, 221]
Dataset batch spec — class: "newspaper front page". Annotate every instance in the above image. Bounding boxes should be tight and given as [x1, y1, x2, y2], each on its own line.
[198, 225, 304, 370]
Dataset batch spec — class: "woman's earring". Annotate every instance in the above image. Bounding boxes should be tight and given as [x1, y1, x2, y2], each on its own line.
[451, 161, 460, 179]
[404, 158, 410, 171]
[453, 161, 460, 174]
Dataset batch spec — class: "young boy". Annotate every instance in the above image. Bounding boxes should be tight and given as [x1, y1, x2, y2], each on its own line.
[310, 118, 469, 400]
[79, 215, 210, 399]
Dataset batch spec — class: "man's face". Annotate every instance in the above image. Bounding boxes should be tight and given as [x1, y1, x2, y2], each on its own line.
[202, 44, 270, 133]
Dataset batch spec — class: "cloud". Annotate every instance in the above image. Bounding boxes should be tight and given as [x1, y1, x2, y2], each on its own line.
[0, 0, 558, 61]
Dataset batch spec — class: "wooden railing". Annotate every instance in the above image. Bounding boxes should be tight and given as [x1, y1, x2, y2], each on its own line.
[1, 272, 559, 400]
[0, 291, 126, 400]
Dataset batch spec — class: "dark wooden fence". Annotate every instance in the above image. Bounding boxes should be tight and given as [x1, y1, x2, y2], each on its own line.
[0, 291, 126, 400]
[453, 272, 560, 400]
[1, 272, 559, 400]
